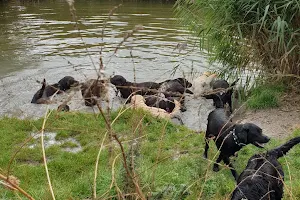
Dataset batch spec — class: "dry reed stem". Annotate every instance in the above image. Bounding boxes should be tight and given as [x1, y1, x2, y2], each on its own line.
[0, 174, 34, 200]
[93, 131, 108, 199]
[40, 105, 56, 200]
[99, 153, 122, 199]
[95, 102, 146, 199]
[65, 0, 98, 76]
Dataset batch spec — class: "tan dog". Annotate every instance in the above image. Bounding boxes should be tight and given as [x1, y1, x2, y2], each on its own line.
[192, 72, 217, 98]
[130, 95, 181, 119]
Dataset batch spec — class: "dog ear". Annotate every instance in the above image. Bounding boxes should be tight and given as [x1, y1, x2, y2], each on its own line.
[235, 124, 249, 144]
[242, 123, 250, 132]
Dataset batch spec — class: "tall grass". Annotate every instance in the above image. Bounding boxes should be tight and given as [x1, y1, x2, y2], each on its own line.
[175, 0, 300, 81]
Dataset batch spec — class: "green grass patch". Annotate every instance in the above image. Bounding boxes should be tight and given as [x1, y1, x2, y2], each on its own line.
[247, 83, 285, 109]
[0, 110, 300, 199]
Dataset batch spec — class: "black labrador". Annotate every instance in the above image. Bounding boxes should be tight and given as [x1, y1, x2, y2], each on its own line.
[144, 95, 176, 113]
[31, 76, 79, 104]
[158, 78, 193, 111]
[31, 79, 61, 104]
[203, 79, 239, 113]
[203, 108, 270, 180]
[110, 75, 160, 100]
[58, 76, 79, 91]
[231, 136, 300, 200]
[158, 78, 193, 96]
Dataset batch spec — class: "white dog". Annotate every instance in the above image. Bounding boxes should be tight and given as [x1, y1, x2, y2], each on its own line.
[192, 72, 217, 98]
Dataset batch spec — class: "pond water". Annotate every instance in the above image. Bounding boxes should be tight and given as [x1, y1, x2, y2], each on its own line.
[0, 0, 214, 131]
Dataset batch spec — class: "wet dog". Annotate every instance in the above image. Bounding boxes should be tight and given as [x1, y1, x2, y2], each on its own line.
[31, 76, 79, 104]
[203, 108, 270, 180]
[158, 78, 193, 111]
[130, 95, 181, 119]
[192, 72, 217, 98]
[231, 137, 300, 200]
[203, 79, 239, 113]
[110, 75, 160, 99]
[158, 78, 193, 96]
[31, 79, 61, 104]
[144, 95, 176, 113]
[58, 76, 79, 91]
[80, 79, 108, 106]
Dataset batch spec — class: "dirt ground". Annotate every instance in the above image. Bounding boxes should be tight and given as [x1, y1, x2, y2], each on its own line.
[233, 94, 300, 139]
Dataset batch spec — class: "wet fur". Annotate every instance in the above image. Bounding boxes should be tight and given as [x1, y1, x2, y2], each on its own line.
[158, 78, 193, 96]
[203, 108, 270, 180]
[203, 79, 239, 112]
[58, 76, 79, 91]
[31, 76, 79, 104]
[231, 137, 300, 200]
[144, 95, 176, 113]
[110, 75, 160, 100]
[80, 79, 107, 106]
[31, 79, 61, 104]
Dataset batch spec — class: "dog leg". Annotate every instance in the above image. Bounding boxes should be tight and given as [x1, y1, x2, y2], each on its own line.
[223, 156, 238, 180]
[213, 154, 223, 172]
[203, 138, 210, 159]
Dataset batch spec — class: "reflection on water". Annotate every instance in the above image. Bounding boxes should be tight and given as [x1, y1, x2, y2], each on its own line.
[0, 0, 214, 131]
[0, 0, 209, 80]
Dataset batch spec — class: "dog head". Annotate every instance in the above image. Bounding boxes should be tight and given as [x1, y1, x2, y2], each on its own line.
[159, 97, 176, 113]
[212, 79, 229, 90]
[175, 78, 192, 88]
[235, 123, 270, 148]
[110, 75, 127, 86]
[58, 76, 79, 91]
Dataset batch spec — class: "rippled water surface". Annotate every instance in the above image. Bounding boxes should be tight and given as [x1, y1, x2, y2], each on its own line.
[0, 0, 214, 131]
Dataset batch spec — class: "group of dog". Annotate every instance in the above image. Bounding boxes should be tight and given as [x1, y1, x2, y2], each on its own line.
[31, 74, 300, 200]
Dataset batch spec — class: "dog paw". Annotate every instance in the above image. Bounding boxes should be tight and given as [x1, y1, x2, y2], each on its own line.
[213, 165, 220, 172]
[203, 154, 207, 159]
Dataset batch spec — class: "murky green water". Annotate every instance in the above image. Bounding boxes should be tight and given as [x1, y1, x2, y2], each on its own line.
[0, 0, 214, 131]
[0, 0, 207, 80]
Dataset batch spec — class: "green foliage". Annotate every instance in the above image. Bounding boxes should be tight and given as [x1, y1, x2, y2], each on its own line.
[247, 83, 285, 109]
[175, 0, 300, 78]
[0, 111, 300, 199]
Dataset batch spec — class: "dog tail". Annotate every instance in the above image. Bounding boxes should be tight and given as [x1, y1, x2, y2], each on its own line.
[268, 136, 300, 159]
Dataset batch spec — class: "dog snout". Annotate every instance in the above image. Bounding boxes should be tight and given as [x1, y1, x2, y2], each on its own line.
[264, 135, 271, 142]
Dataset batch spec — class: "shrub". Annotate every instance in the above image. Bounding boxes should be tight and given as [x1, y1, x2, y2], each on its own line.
[175, 0, 300, 79]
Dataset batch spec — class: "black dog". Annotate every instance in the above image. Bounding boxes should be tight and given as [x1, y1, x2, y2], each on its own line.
[110, 75, 161, 100]
[31, 79, 61, 104]
[204, 79, 239, 113]
[144, 95, 176, 113]
[203, 108, 270, 180]
[158, 78, 193, 112]
[158, 78, 193, 96]
[231, 136, 300, 200]
[58, 76, 79, 91]
[31, 76, 79, 104]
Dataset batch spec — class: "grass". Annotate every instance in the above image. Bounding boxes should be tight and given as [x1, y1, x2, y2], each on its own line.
[246, 83, 286, 109]
[0, 109, 300, 199]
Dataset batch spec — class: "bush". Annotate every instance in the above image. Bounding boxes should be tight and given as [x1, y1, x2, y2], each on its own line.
[175, 0, 300, 78]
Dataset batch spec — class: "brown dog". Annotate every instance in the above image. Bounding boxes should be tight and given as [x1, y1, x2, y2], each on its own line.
[80, 79, 108, 106]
